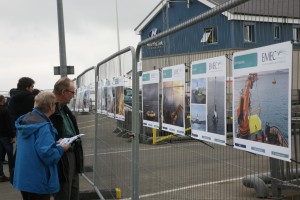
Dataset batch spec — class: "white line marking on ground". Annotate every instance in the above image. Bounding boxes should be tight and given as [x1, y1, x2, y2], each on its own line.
[120, 177, 243, 200]
[84, 146, 171, 156]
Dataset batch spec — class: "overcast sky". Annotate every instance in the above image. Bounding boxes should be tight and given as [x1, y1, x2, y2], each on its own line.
[0, 0, 161, 92]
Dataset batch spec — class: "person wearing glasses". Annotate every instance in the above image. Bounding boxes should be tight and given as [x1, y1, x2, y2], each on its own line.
[50, 77, 83, 200]
[13, 92, 70, 200]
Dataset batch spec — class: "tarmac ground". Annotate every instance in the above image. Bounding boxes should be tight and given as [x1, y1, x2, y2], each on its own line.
[0, 161, 99, 200]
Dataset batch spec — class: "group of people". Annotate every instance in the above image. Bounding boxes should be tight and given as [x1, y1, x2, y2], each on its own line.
[0, 77, 83, 200]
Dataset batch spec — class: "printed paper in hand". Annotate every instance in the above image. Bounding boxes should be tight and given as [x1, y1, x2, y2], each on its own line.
[58, 134, 85, 145]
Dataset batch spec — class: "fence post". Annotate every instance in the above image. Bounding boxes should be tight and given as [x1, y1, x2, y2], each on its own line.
[270, 158, 282, 198]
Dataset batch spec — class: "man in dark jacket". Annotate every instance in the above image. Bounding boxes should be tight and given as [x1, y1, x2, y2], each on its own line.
[50, 77, 83, 200]
[0, 95, 15, 182]
[9, 77, 36, 121]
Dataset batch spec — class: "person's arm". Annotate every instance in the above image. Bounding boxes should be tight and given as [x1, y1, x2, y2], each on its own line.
[34, 125, 70, 166]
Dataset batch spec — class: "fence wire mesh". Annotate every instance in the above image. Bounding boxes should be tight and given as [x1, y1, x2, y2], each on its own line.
[72, 0, 300, 199]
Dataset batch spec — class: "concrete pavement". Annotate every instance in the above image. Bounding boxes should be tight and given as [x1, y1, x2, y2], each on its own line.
[0, 162, 99, 200]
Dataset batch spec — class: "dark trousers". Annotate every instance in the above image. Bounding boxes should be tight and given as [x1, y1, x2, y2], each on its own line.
[0, 137, 13, 177]
[21, 191, 50, 200]
[54, 151, 79, 200]
[1, 149, 6, 161]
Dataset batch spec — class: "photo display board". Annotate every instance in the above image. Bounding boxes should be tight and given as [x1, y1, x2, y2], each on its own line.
[82, 86, 91, 112]
[114, 76, 125, 121]
[190, 56, 227, 145]
[107, 79, 115, 118]
[233, 41, 292, 161]
[74, 87, 82, 112]
[142, 70, 160, 129]
[162, 64, 185, 135]
[96, 80, 102, 113]
[100, 79, 108, 115]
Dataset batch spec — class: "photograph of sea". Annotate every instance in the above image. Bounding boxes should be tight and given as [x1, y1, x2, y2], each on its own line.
[190, 104, 206, 131]
[163, 81, 184, 127]
[207, 76, 225, 135]
[234, 69, 289, 147]
[143, 83, 159, 122]
[191, 78, 206, 104]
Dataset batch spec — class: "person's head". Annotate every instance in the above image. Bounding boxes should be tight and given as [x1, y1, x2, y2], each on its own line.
[53, 77, 75, 105]
[0, 95, 5, 105]
[9, 88, 17, 96]
[17, 77, 35, 93]
[32, 89, 41, 96]
[34, 92, 56, 116]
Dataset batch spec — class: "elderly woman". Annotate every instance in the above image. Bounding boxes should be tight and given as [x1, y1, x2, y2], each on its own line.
[13, 92, 70, 200]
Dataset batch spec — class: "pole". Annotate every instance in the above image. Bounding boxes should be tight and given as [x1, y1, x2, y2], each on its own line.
[57, 0, 67, 77]
[115, 0, 122, 76]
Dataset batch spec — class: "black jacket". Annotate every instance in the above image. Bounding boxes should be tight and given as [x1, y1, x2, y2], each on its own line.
[49, 104, 84, 182]
[0, 105, 15, 138]
[9, 89, 35, 121]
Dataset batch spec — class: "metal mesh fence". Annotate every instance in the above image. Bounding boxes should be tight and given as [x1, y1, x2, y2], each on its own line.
[72, 0, 300, 199]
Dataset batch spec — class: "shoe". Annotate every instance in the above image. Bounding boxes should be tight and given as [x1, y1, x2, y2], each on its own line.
[2, 160, 8, 164]
[0, 175, 9, 182]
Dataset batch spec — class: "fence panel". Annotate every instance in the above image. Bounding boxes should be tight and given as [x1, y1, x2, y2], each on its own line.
[135, 0, 300, 199]
[72, 0, 300, 199]
[94, 47, 136, 199]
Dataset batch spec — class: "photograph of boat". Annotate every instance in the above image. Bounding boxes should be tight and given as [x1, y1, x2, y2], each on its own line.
[234, 70, 289, 147]
[207, 76, 225, 135]
[190, 104, 206, 131]
[142, 83, 159, 122]
[163, 81, 184, 127]
[191, 78, 206, 104]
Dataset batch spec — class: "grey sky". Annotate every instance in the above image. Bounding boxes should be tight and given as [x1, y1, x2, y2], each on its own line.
[0, 0, 161, 91]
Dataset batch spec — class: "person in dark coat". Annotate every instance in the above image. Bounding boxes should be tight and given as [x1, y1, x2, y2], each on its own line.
[0, 95, 15, 182]
[49, 77, 83, 200]
[9, 77, 36, 122]
[7, 77, 36, 185]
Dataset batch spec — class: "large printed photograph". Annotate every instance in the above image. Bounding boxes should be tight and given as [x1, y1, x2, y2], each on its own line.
[163, 81, 185, 127]
[207, 76, 225, 135]
[143, 83, 159, 122]
[190, 77, 206, 131]
[115, 85, 124, 116]
[234, 70, 289, 147]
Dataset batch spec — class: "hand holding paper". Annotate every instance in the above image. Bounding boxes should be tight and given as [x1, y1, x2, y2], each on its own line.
[57, 134, 85, 146]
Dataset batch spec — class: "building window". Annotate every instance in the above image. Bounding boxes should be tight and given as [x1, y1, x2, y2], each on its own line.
[293, 27, 300, 43]
[244, 23, 255, 43]
[201, 27, 217, 44]
[274, 24, 281, 40]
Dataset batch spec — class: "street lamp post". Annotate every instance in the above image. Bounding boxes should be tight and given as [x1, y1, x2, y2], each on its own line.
[56, 0, 67, 77]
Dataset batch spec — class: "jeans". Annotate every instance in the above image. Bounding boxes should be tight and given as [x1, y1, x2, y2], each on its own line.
[0, 137, 14, 177]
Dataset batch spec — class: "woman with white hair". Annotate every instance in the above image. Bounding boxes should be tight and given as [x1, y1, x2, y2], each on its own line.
[13, 92, 70, 200]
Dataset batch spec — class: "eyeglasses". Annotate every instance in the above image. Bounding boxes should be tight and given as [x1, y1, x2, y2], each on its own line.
[65, 90, 75, 95]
